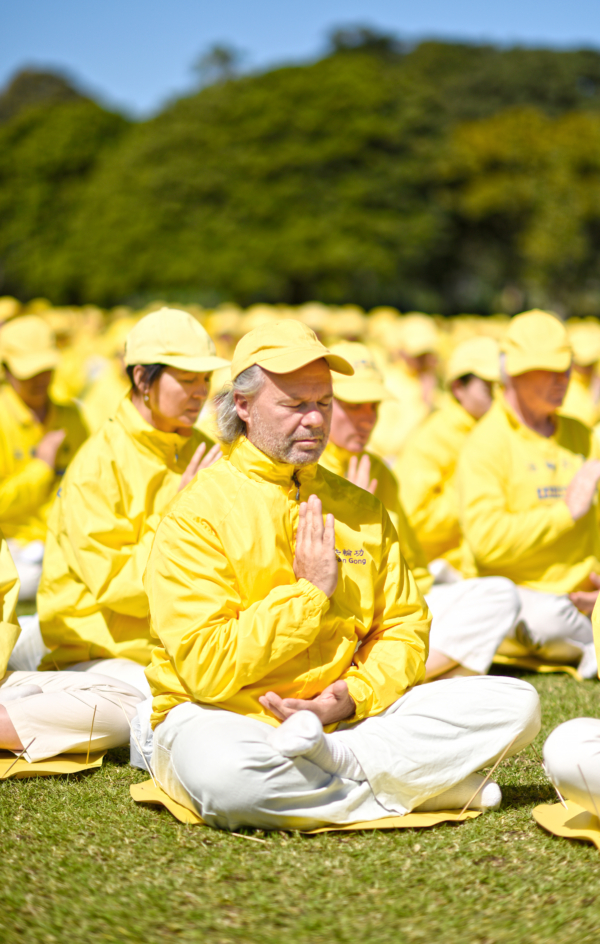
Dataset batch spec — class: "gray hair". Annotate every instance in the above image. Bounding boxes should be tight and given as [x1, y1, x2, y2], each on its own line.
[214, 364, 265, 444]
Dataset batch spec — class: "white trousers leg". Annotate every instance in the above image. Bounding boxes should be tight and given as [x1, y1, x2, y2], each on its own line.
[543, 718, 600, 816]
[69, 658, 151, 698]
[7, 614, 49, 672]
[0, 670, 144, 762]
[516, 587, 596, 677]
[152, 675, 540, 831]
[6, 540, 44, 601]
[425, 577, 520, 674]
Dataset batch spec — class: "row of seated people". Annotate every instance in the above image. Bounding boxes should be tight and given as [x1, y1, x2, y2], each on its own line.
[0, 308, 597, 828]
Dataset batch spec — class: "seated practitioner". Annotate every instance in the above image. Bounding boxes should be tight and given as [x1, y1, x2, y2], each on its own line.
[37, 308, 228, 692]
[0, 316, 88, 599]
[396, 336, 499, 575]
[320, 342, 519, 681]
[144, 320, 540, 831]
[458, 310, 600, 679]
[560, 323, 600, 428]
[0, 528, 142, 762]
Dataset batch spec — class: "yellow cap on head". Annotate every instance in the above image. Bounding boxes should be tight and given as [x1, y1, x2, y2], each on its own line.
[401, 314, 438, 356]
[501, 310, 572, 376]
[0, 315, 59, 379]
[231, 320, 353, 380]
[329, 342, 393, 403]
[568, 323, 600, 367]
[445, 336, 500, 384]
[124, 308, 230, 372]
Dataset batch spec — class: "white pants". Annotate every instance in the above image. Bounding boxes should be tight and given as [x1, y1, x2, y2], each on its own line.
[152, 675, 541, 831]
[516, 587, 596, 678]
[6, 540, 44, 601]
[0, 670, 144, 762]
[426, 577, 520, 674]
[70, 658, 152, 699]
[543, 719, 600, 817]
[7, 614, 49, 672]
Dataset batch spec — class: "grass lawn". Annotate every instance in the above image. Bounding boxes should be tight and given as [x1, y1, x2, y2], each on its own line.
[0, 669, 599, 944]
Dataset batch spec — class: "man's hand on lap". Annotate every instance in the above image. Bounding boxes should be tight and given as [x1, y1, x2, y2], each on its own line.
[259, 680, 355, 725]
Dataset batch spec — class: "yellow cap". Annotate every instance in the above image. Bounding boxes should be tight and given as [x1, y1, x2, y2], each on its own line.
[231, 320, 353, 380]
[445, 337, 500, 384]
[0, 296, 22, 324]
[502, 310, 572, 376]
[124, 308, 230, 372]
[330, 342, 393, 403]
[0, 315, 59, 379]
[568, 323, 600, 367]
[401, 314, 438, 356]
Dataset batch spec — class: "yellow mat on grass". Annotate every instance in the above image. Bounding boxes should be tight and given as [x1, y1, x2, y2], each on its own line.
[130, 779, 481, 831]
[0, 750, 106, 780]
[493, 638, 582, 680]
[533, 800, 600, 849]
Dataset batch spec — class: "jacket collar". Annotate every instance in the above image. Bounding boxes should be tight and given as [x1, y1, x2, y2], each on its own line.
[0, 383, 58, 430]
[498, 392, 564, 442]
[228, 435, 318, 487]
[443, 393, 477, 432]
[115, 394, 192, 463]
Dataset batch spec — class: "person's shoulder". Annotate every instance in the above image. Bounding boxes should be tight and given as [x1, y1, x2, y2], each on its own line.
[557, 414, 594, 454]
[366, 451, 398, 487]
[164, 455, 241, 528]
[315, 464, 384, 521]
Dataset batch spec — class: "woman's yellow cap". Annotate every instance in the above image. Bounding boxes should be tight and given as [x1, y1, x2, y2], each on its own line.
[125, 308, 230, 373]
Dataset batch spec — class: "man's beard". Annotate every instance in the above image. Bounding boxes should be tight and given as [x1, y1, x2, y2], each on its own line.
[250, 421, 327, 466]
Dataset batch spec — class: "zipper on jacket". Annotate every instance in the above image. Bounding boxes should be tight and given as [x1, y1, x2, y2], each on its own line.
[292, 471, 300, 502]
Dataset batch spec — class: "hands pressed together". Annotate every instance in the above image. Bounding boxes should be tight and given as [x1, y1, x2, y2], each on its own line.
[346, 454, 378, 495]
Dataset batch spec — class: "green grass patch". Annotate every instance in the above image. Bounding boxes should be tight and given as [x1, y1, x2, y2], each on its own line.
[0, 670, 599, 944]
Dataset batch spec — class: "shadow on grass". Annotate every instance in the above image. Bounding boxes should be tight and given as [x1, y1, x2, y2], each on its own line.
[501, 783, 555, 808]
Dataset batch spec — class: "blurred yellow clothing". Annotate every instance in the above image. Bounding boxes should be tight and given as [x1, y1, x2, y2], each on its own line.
[50, 345, 90, 403]
[369, 362, 438, 461]
[395, 396, 476, 567]
[82, 361, 130, 433]
[560, 370, 599, 428]
[458, 396, 600, 593]
[38, 395, 214, 669]
[0, 530, 20, 678]
[145, 436, 430, 729]
[319, 440, 432, 593]
[0, 384, 88, 544]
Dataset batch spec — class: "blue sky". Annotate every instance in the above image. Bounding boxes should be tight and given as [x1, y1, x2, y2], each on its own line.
[3, 0, 600, 116]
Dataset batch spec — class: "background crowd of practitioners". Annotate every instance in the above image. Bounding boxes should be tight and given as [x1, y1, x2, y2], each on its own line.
[0, 294, 598, 818]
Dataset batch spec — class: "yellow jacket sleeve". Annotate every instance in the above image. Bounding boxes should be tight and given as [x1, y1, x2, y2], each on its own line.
[146, 511, 332, 704]
[59, 474, 162, 618]
[341, 514, 430, 721]
[0, 532, 20, 677]
[458, 440, 575, 569]
[0, 453, 54, 524]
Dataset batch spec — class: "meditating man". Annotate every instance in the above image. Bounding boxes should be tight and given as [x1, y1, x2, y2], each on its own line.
[144, 320, 540, 831]
[458, 310, 600, 678]
[320, 341, 520, 682]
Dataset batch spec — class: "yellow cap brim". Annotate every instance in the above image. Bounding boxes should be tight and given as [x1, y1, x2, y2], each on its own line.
[505, 350, 572, 376]
[3, 351, 59, 379]
[126, 354, 231, 372]
[333, 380, 394, 403]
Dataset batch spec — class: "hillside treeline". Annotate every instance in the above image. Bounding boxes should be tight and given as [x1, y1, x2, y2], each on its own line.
[4, 33, 600, 314]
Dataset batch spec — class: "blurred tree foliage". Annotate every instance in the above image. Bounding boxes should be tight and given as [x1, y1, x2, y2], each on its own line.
[4, 35, 600, 311]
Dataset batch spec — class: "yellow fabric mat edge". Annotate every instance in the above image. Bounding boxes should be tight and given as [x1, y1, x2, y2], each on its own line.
[492, 654, 581, 680]
[0, 750, 106, 779]
[130, 779, 481, 831]
[533, 800, 600, 849]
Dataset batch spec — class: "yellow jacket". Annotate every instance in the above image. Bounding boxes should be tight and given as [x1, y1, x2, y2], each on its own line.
[368, 362, 440, 462]
[82, 361, 130, 433]
[38, 395, 214, 668]
[0, 530, 20, 678]
[0, 384, 88, 544]
[458, 396, 600, 592]
[560, 371, 599, 428]
[319, 440, 433, 593]
[395, 396, 475, 566]
[145, 436, 431, 729]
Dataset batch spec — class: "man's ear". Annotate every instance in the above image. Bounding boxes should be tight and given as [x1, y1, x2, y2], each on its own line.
[233, 391, 251, 423]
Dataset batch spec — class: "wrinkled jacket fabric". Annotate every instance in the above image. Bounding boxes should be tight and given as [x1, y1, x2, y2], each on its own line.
[320, 440, 433, 594]
[0, 530, 20, 677]
[395, 396, 475, 567]
[38, 395, 213, 668]
[458, 396, 600, 592]
[0, 384, 88, 544]
[145, 436, 431, 729]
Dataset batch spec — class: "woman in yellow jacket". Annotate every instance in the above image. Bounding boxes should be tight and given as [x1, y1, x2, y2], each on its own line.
[38, 308, 229, 693]
[0, 529, 143, 762]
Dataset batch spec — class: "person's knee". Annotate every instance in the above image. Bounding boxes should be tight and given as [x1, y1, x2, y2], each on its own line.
[489, 676, 541, 745]
[543, 718, 600, 796]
